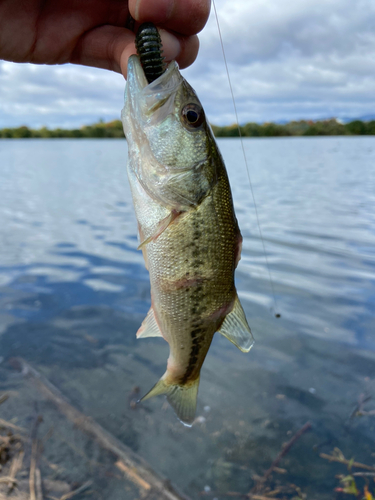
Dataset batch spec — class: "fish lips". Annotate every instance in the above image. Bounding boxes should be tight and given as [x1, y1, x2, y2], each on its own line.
[125, 55, 183, 126]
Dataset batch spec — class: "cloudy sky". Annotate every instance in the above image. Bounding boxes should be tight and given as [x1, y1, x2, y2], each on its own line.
[1, 0, 375, 129]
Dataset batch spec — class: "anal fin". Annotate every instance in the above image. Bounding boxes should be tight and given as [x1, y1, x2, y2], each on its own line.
[218, 294, 254, 352]
[136, 308, 164, 339]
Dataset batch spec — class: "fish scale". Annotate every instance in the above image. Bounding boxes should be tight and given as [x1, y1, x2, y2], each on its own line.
[149, 182, 237, 381]
[122, 54, 254, 426]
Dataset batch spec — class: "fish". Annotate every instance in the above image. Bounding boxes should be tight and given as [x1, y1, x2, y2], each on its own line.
[121, 53, 254, 426]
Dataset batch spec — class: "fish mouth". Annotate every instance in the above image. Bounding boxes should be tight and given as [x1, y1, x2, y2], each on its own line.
[125, 55, 183, 123]
[127, 55, 181, 98]
[127, 55, 148, 92]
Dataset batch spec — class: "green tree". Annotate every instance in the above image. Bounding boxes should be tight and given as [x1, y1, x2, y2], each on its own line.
[345, 120, 366, 135]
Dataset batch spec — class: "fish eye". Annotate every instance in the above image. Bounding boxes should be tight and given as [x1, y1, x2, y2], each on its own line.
[181, 103, 204, 129]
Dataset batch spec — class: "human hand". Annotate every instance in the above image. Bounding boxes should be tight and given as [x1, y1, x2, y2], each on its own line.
[0, 0, 211, 77]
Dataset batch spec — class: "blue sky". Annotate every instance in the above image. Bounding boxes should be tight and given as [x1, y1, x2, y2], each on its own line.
[1, 0, 375, 128]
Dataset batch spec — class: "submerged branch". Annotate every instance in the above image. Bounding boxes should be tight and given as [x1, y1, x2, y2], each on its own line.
[320, 450, 375, 472]
[200, 423, 311, 499]
[7, 451, 24, 493]
[29, 416, 43, 500]
[12, 357, 189, 500]
[0, 394, 9, 406]
[251, 422, 312, 494]
[58, 480, 92, 500]
[0, 418, 26, 433]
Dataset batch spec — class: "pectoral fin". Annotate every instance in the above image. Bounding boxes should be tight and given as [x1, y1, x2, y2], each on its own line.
[218, 295, 254, 352]
[138, 210, 181, 250]
[138, 225, 149, 269]
[136, 308, 164, 339]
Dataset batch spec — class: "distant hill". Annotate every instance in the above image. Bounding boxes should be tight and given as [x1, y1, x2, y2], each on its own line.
[1, 118, 375, 138]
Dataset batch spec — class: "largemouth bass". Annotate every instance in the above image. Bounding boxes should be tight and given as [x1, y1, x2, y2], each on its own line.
[122, 54, 254, 426]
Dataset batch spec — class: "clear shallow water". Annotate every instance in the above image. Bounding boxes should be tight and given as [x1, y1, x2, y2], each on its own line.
[0, 138, 374, 498]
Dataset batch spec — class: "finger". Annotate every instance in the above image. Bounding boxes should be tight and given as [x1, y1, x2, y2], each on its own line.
[70, 25, 199, 77]
[70, 25, 132, 72]
[129, 0, 211, 36]
[160, 30, 200, 69]
[177, 34, 200, 69]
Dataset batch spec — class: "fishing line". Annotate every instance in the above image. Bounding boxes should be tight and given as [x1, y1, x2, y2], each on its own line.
[212, 0, 280, 318]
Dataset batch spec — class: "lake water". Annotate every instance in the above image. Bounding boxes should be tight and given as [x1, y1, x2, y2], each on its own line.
[0, 137, 374, 498]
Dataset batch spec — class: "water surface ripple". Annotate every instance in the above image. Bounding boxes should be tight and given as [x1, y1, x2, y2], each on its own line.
[0, 138, 374, 498]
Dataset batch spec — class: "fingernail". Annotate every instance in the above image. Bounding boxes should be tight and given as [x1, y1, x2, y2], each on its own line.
[159, 29, 181, 62]
[134, 0, 141, 20]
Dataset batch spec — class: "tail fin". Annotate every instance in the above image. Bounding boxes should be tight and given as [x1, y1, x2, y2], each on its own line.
[141, 376, 200, 427]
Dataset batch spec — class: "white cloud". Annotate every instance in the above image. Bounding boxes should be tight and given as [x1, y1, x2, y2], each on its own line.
[183, 0, 375, 123]
[1, 0, 375, 127]
[0, 62, 125, 128]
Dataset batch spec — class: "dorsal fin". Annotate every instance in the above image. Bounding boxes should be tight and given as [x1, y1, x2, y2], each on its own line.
[218, 295, 254, 352]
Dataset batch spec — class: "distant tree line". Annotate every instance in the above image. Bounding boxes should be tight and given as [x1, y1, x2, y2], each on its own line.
[211, 119, 375, 137]
[0, 119, 125, 138]
[1, 118, 375, 139]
